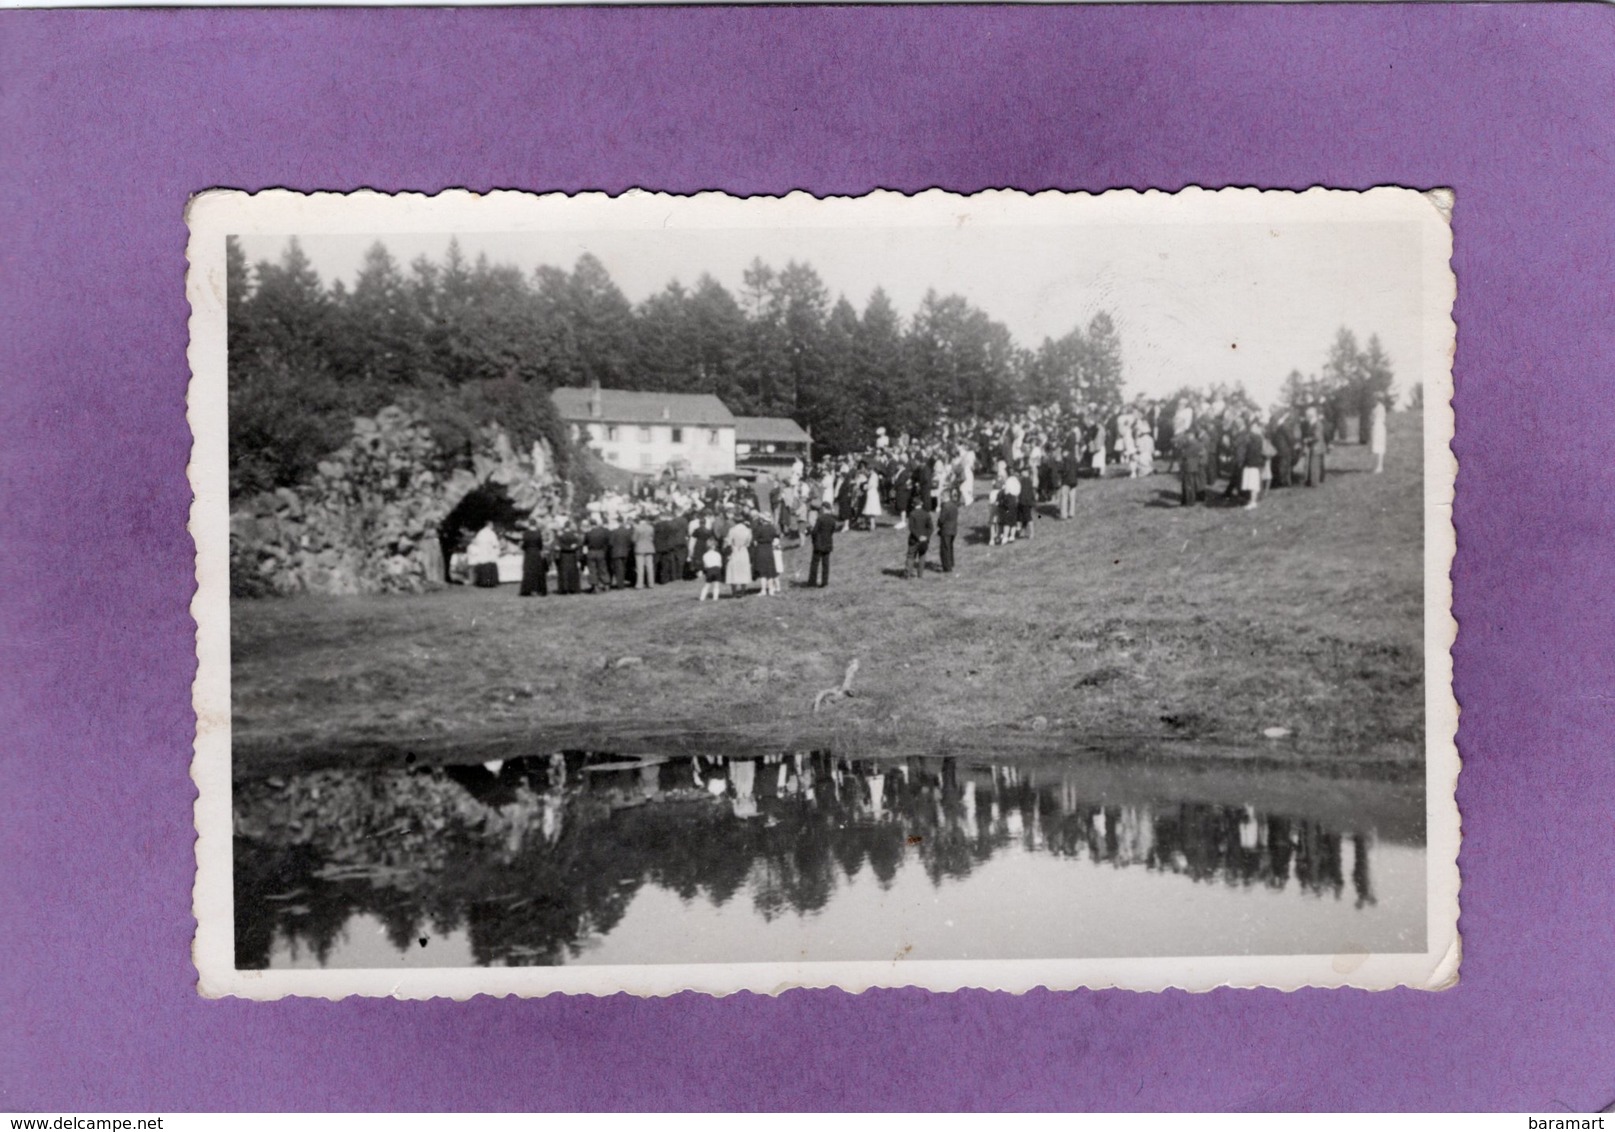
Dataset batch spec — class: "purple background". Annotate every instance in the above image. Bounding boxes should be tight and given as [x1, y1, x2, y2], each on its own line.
[2, 5, 1612, 1112]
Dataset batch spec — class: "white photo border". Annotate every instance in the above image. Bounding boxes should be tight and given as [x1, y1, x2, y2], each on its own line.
[188, 187, 1459, 999]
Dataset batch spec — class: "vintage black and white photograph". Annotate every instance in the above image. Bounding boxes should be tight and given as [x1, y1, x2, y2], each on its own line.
[188, 188, 1458, 997]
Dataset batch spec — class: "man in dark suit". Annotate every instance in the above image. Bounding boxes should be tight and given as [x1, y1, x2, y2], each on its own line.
[553, 523, 583, 595]
[583, 518, 611, 593]
[891, 461, 912, 530]
[652, 513, 676, 584]
[606, 515, 633, 588]
[904, 497, 933, 579]
[937, 489, 960, 573]
[1300, 404, 1328, 486]
[1268, 411, 1297, 489]
[672, 509, 691, 581]
[910, 455, 934, 514]
[1177, 426, 1208, 506]
[518, 523, 547, 596]
[807, 505, 836, 588]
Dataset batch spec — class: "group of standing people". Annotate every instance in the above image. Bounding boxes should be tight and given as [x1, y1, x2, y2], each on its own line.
[498, 504, 790, 601]
[1169, 397, 1387, 510]
[458, 389, 1395, 596]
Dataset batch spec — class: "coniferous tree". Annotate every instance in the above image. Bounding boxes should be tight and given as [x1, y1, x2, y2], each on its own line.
[906, 292, 1021, 421]
[568, 253, 635, 388]
[1321, 326, 1363, 440]
[1082, 311, 1125, 406]
[739, 258, 782, 414]
[1357, 334, 1396, 438]
[686, 274, 750, 408]
[775, 261, 830, 422]
[248, 237, 332, 365]
[227, 236, 1134, 499]
[814, 296, 865, 454]
[633, 280, 698, 391]
[332, 241, 419, 393]
[225, 236, 256, 373]
[230, 239, 348, 496]
[856, 287, 909, 439]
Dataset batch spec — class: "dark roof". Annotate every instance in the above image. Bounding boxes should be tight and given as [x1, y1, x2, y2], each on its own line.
[551, 387, 736, 427]
[734, 415, 812, 444]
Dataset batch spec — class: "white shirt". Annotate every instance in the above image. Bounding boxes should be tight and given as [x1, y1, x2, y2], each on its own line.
[466, 527, 501, 566]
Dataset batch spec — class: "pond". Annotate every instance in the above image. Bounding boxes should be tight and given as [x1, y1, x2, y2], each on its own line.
[234, 750, 1426, 969]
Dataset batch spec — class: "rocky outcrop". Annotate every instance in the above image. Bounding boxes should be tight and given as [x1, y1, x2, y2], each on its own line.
[231, 406, 558, 596]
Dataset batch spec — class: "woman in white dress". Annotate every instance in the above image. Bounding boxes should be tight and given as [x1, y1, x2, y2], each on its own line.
[724, 518, 753, 595]
[1134, 422, 1155, 477]
[1115, 411, 1137, 475]
[861, 466, 883, 529]
[1369, 399, 1388, 474]
[957, 446, 976, 505]
[820, 466, 838, 509]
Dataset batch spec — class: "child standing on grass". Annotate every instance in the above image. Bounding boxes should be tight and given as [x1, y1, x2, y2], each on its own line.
[699, 544, 725, 601]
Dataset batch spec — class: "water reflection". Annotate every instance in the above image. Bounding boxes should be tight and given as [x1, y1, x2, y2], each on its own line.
[234, 751, 1423, 969]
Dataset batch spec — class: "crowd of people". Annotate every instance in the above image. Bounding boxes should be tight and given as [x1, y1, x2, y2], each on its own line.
[460, 465, 836, 599]
[455, 390, 1393, 597]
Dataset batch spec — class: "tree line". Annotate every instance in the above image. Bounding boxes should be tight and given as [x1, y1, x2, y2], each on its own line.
[1279, 327, 1399, 439]
[227, 237, 1127, 498]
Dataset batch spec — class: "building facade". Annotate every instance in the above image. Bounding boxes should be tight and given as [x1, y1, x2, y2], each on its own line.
[734, 416, 813, 470]
[551, 385, 737, 477]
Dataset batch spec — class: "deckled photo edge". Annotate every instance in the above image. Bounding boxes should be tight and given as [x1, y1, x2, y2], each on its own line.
[1421, 185, 1462, 992]
[189, 186, 1460, 1000]
[188, 191, 236, 998]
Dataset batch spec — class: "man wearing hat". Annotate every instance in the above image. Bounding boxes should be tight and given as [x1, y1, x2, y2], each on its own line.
[607, 514, 633, 589]
[807, 504, 837, 588]
[672, 508, 691, 582]
[937, 489, 961, 574]
[632, 510, 656, 589]
[652, 511, 677, 584]
[583, 515, 611, 593]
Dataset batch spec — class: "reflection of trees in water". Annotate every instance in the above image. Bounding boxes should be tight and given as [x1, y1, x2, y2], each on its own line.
[235, 751, 1381, 969]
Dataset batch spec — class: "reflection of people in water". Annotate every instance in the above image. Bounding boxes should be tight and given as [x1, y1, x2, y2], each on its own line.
[1352, 833, 1377, 909]
[237, 750, 1394, 970]
[729, 759, 757, 819]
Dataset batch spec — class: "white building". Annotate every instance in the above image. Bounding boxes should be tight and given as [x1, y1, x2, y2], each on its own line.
[551, 384, 737, 477]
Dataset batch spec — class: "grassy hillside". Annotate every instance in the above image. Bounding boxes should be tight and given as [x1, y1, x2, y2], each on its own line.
[232, 414, 1427, 778]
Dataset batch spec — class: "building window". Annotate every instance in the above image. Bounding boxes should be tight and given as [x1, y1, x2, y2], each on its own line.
[708, 429, 720, 446]
[639, 452, 654, 469]
[605, 425, 619, 442]
[670, 427, 683, 445]
[605, 451, 619, 465]
[638, 426, 652, 443]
